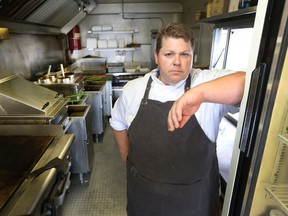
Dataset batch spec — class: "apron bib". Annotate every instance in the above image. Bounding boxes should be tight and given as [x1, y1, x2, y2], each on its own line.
[127, 75, 219, 216]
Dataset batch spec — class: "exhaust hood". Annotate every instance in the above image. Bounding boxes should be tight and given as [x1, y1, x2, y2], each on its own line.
[0, 0, 96, 34]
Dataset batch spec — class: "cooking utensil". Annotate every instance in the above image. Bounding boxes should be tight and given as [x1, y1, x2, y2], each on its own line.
[60, 64, 65, 77]
[38, 76, 51, 83]
[65, 72, 75, 79]
[57, 76, 70, 83]
[47, 65, 52, 75]
[27, 157, 62, 179]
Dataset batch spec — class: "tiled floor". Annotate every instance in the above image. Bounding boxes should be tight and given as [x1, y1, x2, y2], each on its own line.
[60, 125, 127, 216]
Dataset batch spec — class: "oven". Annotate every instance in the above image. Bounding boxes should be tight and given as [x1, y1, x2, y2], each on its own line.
[111, 73, 146, 104]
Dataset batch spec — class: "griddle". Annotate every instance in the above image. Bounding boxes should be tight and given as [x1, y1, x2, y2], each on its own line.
[0, 136, 54, 210]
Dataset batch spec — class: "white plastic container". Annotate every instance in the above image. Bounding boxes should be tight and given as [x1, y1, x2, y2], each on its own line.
[102, 25, 112, 31]
[91, 26, 101, 31]
[97, 39, 108, 48]
[107, 63, 124, 73]
[118, 38, 125, 48]
[108, 39, 117, 48]
[86, 38, 97, 49]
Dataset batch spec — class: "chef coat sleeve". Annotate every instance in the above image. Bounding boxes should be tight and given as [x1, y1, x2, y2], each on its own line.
[110, 95, 129, 131]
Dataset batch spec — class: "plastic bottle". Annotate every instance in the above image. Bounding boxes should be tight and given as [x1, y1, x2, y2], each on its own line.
[206, 0, 213, 18]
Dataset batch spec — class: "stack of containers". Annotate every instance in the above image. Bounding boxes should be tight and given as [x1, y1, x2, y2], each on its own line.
[108, 39, 117, 48]
[98, 39, 108, 48]
[101, 25, 113, 31]
[86, 38, 97, 49]
[88, 25, 122, 49]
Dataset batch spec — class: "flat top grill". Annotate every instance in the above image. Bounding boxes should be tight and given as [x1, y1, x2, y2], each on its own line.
[0, 136, 54, 210]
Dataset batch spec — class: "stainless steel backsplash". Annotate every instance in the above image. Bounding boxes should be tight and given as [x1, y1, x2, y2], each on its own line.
[0, 33, 64, 80]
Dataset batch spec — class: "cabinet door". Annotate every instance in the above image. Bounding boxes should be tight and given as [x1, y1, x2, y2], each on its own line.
[68, 118, 90, 173]
[103, 81, 112, 116]
[85, 91, 104, 135]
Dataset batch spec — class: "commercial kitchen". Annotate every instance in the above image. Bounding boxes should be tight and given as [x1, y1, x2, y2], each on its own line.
[0, 0, 288, 215]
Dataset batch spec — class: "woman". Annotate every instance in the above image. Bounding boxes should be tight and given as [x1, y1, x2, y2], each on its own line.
[110, 22, 245, 216]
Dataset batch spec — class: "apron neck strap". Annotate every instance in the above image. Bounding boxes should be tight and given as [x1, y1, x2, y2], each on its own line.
[142, 73, 191, 104]
[185, 73, 191, 92]
[142, 76, 153, 104]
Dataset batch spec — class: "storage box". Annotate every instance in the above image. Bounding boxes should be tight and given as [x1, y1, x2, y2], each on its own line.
[124, 61, 141, 73]
[107, 63, 124, 73]
[211, 0, 229, 16]
[86, 38, 97, 49]
[102, 25, 112, 31]
[98, 39, 108, 48]
[108, 39, 117, 48]
[91, 26, 101, 31]
[206, 1, 213, 18]
[228, 0, 239, 12]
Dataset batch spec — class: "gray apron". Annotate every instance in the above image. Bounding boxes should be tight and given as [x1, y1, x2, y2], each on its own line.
[126, 75, 219, 216]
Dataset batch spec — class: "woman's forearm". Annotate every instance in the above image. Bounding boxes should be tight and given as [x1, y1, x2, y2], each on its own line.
[196, 71, 245, 105]
[168, 71, 245, 131]
[112, 129, 130, 162]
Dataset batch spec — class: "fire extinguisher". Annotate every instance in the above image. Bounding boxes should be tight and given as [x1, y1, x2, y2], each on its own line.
[68, 25, 81, 51]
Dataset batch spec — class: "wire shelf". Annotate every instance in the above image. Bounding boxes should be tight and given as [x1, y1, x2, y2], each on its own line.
[278, 134, 288, 145]
[265, 184, 288, 215]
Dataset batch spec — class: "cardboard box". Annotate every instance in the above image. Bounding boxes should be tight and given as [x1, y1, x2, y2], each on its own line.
[206, 1, 213, 18]
[228, 0, 239, 12]
[211, 0, 229, 16]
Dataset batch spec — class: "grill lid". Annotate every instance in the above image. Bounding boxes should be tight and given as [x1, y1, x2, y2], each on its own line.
[0, 74, 68, 117]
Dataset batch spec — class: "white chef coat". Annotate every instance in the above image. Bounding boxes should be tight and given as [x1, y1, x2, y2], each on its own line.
[110, 68, 239, 142]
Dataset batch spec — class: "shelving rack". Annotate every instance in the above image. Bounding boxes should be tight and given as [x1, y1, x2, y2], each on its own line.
[265, 134, 288, 215]
[87, 29, 140, 52]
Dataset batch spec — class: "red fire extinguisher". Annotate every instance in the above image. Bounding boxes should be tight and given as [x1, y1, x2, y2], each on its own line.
[68, 25, 81, 51]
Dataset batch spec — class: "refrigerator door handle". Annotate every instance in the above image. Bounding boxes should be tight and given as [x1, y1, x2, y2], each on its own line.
[239, 63, 267, 157]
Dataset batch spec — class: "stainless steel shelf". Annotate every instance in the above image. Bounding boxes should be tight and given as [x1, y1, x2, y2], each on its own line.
[265, 184, 288, 214]
[88, 30, 138, 34]
[87, 47, 137, 51]
[107, 72, 147, 76]
[87, 29, 139, 51]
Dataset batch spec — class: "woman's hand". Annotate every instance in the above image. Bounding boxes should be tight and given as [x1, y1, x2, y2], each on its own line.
[168, 88, 204, 131]
[167, 72, 245, 131]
